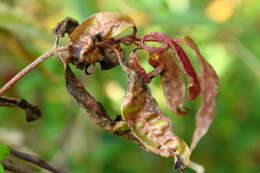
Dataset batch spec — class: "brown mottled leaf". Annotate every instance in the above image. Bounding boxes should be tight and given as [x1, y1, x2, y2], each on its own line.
[70, 12, 136, 43]
[160, 51, 186, 115]
[121, 67, 190, 170]
[0, 97, 41, 122]
[182, 37, 219, 151]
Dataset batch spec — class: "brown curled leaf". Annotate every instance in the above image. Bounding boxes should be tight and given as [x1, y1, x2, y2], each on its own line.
[0, 97, 41, 122]
[70, 12, 136, 43]
[181, 37, 219, 151]
[160, 51, 186, 115]
[64, 65, 142, 144]
[121, 65, 190, 170]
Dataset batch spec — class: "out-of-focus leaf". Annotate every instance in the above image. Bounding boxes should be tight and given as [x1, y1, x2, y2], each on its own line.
[182, 37, 219, 151]
[160, 51, 186, 115]
[121, 68, 190, 169]
[0, 163, 3, 173]
[0, 144, 10, 161]
[70, 12, 136, 43]
[0, 97, 41, 122]
[0, 3, 48, 40]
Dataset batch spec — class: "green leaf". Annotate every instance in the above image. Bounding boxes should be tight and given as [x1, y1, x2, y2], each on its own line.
[0, 144, 10, 161]
[0, 163, 4, 173]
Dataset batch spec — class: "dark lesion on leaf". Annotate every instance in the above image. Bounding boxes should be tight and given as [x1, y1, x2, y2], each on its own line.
[0, 97, 41, 122]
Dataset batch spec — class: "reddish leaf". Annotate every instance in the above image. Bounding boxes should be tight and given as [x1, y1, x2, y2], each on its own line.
[170, 41, 200, 100]
[129, 52, 150, 83]
[160, 51, 186, 115]
[182, 37, 219, 151]
[138, 32, 201, 100]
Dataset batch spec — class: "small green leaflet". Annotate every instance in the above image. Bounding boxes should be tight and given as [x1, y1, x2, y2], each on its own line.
[0, 144, 10, 161]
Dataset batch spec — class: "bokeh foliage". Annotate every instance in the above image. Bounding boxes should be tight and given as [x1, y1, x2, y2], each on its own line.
[0, 0, 260, 172]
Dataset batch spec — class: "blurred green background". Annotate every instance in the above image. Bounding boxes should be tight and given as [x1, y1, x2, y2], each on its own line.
[0, 0, 260, 172]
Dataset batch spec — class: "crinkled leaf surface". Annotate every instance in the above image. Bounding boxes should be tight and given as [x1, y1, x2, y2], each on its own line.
[0, 144, 10, 161]
[121, 69, 190, 168]
[182, 37, 219, 151]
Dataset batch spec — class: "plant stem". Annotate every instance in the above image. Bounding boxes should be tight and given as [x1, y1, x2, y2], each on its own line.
[2, 160, 36, 173]
[0, 46, 68, 96]
[11, 149, 65, 173]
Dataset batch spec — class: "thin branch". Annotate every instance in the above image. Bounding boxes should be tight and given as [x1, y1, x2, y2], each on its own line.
[2, 160, 36, 173]
[10, 149, 65, 173]
[0, 46, 68, 96]
[0, 96, 41, 121]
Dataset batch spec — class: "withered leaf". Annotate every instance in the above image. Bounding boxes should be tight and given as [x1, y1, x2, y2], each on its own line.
[182, 37, 219, 151]
[160, 51, 186, 115]
[70, 12, 136, 43]
[121, 67, 190, 169]
[68, 12, 135, 73]
[0, 97, 41, 122]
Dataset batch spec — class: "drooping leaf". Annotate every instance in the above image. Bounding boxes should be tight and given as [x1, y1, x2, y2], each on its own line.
[0, 144, 10, 161]
[182, 37, 219, 151]
[0, 97, 41, 122]
[160, 51, 186, 115]
[121, 66, 190, 170]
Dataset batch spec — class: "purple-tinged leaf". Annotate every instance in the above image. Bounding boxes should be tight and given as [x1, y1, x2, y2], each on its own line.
[181, 37, 219, 151]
